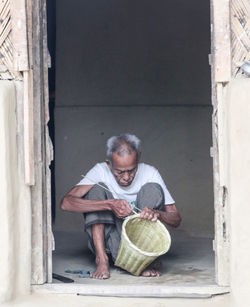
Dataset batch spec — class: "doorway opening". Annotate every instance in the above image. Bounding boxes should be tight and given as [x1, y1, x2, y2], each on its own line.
[46, 0, 218, 293]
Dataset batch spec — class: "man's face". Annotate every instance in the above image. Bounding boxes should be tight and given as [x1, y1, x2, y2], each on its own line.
[107, 151, 138, 187]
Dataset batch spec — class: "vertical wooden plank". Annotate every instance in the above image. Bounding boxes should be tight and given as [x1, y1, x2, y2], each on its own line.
[30, 0, 47, 284]
[10, 0, 51, 285]
[216, 83, 227, 187]
[212, 0, 231, 82]
[11, 0, 34, 184]
[30, 0, 53, 285]
[214, 83, 230, 286]
[23, 70, 34, 185]
[41, 0, 53, 283]
[211, 83, 230, 286]
[211, 0, 231, 286]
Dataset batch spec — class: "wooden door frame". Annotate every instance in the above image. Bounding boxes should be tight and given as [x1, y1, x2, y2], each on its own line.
[23, 0, 53, 284]
[28, 0, 230, 287]
[210, 0, 231, 286]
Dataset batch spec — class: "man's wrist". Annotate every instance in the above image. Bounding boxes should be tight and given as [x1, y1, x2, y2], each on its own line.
[154, 209, 163, 220]
[104, 199, 113, 211]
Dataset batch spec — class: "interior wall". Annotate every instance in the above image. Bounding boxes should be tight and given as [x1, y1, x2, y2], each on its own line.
[56, 0, 210, 107]
[54, 0, 213, 237]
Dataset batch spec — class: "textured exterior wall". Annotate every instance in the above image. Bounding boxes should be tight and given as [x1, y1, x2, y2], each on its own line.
[228, 78, 250, 306]
[1, 77, 249, 307]
[0, 81, 31, 303]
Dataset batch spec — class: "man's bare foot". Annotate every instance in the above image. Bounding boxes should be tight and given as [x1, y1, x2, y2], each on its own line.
[90, 256, 110, 279]
[141, 268, 161, 277]
[141, 261, 162, 277]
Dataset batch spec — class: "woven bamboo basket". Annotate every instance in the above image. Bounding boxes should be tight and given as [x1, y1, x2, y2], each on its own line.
[115, 214, 171, 276]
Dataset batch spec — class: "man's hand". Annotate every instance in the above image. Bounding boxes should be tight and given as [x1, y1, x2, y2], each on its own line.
[109, 199, 132, 218]
[139, 207, 160, 222]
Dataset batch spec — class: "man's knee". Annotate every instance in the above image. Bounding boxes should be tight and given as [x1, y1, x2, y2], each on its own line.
[86, 182, 112, 200]
[83, 185, 115, 230]
[136, 182, 165, 210]
[142, 182, 163, 193]
[140, 182, 164, 199]
[84, 210, 115, 228]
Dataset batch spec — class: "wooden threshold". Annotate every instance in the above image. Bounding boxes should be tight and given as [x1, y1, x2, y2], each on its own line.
[32, 283, 230, 298]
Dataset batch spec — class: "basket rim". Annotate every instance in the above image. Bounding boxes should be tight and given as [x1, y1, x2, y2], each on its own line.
[121, 214, 171, 257]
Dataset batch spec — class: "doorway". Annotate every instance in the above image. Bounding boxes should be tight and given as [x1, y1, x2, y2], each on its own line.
[47, 0, 215, 289]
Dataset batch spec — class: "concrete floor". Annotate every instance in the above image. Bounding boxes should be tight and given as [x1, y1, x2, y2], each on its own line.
[52, 229, 215, 286]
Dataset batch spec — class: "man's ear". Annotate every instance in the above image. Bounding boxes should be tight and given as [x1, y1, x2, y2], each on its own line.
[105, 159, 112, 169]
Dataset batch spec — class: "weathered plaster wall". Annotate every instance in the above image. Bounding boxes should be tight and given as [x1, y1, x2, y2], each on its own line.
[1, 76, 250, 307]
[0, 55, 250, 307]
[54, 0, 214, 237]
[228, 78, 250, 306]
[0, 81, 31, 303]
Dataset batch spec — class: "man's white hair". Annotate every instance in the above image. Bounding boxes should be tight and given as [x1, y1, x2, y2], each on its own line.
[106, 133, 141, 164]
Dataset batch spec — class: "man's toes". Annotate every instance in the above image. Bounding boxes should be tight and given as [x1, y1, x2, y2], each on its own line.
[90, 271, 100, 279]
[102, 273, 110, 279]
[99, 273, 109, 279]
[141, 269, 161, 277]
[151, 270, 161, 277]
[150, 270, 156, 276]
[90, 270, 110, 279]
[142, 270, 151, 277]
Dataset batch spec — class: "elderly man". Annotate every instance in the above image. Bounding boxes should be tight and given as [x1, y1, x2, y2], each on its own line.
[61, 133, 181, 279]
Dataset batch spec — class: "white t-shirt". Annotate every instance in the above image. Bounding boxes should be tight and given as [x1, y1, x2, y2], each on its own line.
[77, 162, 175, 208]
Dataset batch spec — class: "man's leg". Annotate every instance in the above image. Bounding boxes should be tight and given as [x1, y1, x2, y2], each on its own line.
[84, 183, 118, 279]
[90, 223, 110, 279]
[136, 182, 165, 211]
[136, 182, 165, 277]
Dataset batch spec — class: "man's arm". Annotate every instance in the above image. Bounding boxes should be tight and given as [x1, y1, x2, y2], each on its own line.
[139, 204, 181, 228]
[61, 185, 132, 218]
[156, 204, 181, 228]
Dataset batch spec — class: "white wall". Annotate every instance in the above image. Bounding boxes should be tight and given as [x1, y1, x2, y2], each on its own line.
[228, 79, 250, 306]
[0, 81, 31, 303]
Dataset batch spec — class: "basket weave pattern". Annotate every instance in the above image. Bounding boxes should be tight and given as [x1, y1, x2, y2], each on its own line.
[115, 214, 171, 276]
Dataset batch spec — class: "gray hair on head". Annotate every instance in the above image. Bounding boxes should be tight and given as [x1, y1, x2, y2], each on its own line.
[106, 133, 141, 164]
